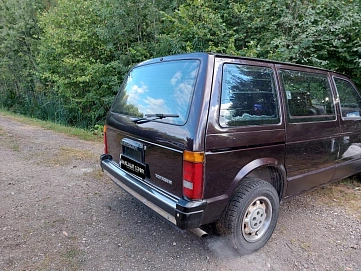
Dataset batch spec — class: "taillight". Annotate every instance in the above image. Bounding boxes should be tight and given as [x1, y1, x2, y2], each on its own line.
[182, 151, 204, 200]
[103, 125, 108, 154]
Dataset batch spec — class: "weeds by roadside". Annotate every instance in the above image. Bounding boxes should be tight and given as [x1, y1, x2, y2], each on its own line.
[0, 109, 103, 142]
[310, 178, 361, 220]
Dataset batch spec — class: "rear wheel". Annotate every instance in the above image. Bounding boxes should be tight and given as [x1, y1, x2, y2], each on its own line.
[219, 178, 280, 255]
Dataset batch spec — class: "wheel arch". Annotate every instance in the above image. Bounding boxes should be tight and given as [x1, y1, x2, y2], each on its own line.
[226, 158, 287, 201]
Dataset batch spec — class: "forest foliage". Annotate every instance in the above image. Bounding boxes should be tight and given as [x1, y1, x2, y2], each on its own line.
[0, 0, 360, 128]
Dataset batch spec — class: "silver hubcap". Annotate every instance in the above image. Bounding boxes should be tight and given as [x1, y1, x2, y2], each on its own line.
[242, 196, 272, 242]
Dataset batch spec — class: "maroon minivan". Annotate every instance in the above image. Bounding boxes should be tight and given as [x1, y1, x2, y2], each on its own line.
[100, 52, 361, 254]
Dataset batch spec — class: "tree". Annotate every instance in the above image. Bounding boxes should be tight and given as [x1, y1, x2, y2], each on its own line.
[0, 0, 49, 113]
[38, 0, 121, 126]
[37, 0, 183, 127]
[157, 0, 237, 55]
[224, 0, 361, 87]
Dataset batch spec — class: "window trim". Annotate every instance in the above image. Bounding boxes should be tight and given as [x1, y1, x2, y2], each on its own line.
[218, 62, 281, 128]
[333, 76, 361, 120]
[279, 69, 337, 124]
[110, 59, 201, 126]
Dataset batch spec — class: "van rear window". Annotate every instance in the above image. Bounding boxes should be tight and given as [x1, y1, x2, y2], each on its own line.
[111, 60, 200, 125]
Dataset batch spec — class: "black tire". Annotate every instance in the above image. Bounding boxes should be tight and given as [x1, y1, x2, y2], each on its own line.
[219, 178, 280, 255]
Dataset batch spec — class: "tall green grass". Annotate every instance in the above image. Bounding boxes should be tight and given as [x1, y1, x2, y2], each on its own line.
[0, 87, 108, 130]
[0, 108, 103, 142]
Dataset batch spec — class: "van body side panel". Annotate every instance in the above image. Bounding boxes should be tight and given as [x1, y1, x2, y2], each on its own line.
[284, 133, 340, 197]
[205, 129, 285, 150]
[202, 144, 285, 224]
[203, 144, 285, 199]
[284, 122, 340, 176]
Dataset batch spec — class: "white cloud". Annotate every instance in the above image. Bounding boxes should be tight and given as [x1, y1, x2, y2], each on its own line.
[141, 96, 171, 115]
[174, 81, 192, 108]
[127, 83, 148, 105]
[171, 71, 182, 86]
[173, 67, 198, 109]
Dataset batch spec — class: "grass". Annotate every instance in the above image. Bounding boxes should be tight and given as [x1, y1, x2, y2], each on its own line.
[61, 247, 80, 260]
[35, 246, 82, 271]
[0, 125, 20, 151]
[44, 147, 97, 166]
[0, 109, 103, 142]
[299, 241, 311, 252]
[310, 178, 361, 220]
[11, 143, 20, 152]
[85, 168, 108, 182]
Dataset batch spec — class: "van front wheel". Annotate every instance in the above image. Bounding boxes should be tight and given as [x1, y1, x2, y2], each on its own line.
[219, 178, 280, 255]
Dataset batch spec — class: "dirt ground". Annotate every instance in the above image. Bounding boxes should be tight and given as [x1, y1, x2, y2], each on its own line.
[0, 113, 360, 271]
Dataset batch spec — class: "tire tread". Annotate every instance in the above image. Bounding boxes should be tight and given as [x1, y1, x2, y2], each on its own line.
[218, 177, 280, 254]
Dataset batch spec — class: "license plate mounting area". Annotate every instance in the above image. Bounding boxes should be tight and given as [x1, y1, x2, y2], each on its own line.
[120, 138, 149, 179]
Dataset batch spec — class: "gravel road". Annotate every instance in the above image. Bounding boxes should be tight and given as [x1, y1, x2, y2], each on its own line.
[0, 113, 360, 271]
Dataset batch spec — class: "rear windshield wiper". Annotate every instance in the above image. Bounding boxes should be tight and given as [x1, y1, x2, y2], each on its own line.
[131, 114, 179, 124]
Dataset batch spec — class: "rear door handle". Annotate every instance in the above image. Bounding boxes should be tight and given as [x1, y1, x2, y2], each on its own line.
[331, 138, 336, 153]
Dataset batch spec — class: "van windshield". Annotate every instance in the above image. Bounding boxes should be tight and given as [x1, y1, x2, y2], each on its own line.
[111, 60, 200, 125]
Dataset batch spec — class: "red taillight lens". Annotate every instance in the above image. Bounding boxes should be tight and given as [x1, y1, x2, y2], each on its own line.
[103, 125, 108, 154]
[183, 151, 204, 200]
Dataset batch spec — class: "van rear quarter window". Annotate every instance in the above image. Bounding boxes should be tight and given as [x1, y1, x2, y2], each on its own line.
[111, 60, 200, 125]
[219, 64, 280, 127]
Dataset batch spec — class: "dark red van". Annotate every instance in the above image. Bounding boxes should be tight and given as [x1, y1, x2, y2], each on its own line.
[100, 52, 361, 254]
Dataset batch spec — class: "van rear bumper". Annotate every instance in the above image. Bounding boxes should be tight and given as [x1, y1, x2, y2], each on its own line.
[100, 154, 206, 229]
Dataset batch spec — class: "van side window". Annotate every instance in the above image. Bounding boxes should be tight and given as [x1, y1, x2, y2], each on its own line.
[334, 78, 361, 118]
[220, 64, 279, 127]
[280, 70, 335, 123]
